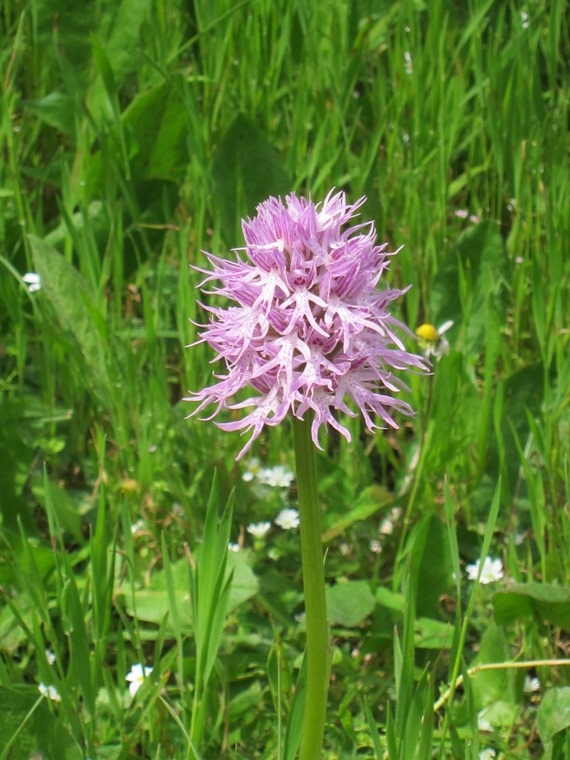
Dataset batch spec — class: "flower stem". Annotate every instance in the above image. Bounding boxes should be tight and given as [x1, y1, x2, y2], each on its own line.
[292, 415, 330, 760]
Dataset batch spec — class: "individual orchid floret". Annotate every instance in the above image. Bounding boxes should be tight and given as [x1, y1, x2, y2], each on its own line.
[187, 190, 428, 459]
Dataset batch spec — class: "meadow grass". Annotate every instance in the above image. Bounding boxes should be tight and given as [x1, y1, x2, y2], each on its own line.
[0, 0, 568, 757]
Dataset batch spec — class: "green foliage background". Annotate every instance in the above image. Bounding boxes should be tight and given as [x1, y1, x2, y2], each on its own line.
[0, 0, 568, 757]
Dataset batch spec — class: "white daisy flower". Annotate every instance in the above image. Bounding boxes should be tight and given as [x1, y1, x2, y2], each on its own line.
[466, 556, 504, 584]
[258, 465, 294, 489]
[416, 320, 453, 359]
[38, 683, 61, 702]
[477, 710, 493, 732]
[242, 457, 262, 482]
[23, 272, 41, 293]
[126, 663, 153, 697]
[130, 519, 145, 535]
[524, 675, 540, 693]
[275, 508, 300, 530]
[246, 521, 271, 538]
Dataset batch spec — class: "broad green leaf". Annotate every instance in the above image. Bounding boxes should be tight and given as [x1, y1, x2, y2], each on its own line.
[23, 92, 77, 136]
[0, 530, 57, 591]
[0, 398, 35, 533]
[407, 514, 453, 619]
[0, 591, 35, 653]
[375, 586, 405, 613]
[0, 686, 80, 759]
[537, 687, 570, 759]
[211, 113, 291, 243]
[493, 583, 570, 631]
[32, 0, 150, 90]
[29, 235, 112, 410]
[87, 78, 190, 187]
[414, 617, 453, 649]
[116, 79, 189, 181]
[322, 484, 394, 542]
[119, 553, 258, 629]
[470, 623, 515, 709]
[31, 482, 84, 542]
[43, 201, 106, 249]
[488, 362, 546, 491]
[326, 580, 375, 627]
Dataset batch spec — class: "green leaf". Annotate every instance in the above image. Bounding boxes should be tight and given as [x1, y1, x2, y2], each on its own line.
[23, 92, 77, 135]
[119, 553, 258, 629]
[87, 78, 190, 187]
[326, 580, 375, 627]
[489, 362, 546, 491]
[0, 686, 80, 759]
[414, 617, 453, 649]
[322, 484, 394, 542]
[0, 397, 35, 533]
[470, 623, 516, 711]
[493, 583, 570, 631]
[32, 482, 84, 542]
[375, 586, 405, 613]
[537, 687, 570, 760]
[211, 113, 291, 243]
[408, 514, 453, 619]
[32, 0, 151, 90]
[29, 235, 113, 410]
[430, 221, 507, 355]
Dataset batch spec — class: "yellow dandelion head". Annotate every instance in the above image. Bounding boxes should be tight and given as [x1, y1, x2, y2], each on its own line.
[416, 323, 438, 343]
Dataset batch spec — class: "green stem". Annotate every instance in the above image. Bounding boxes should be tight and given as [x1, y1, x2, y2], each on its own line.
[292, 415, 330, 760]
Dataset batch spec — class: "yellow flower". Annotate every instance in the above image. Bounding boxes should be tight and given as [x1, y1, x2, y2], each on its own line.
[415, 320, 453, 358]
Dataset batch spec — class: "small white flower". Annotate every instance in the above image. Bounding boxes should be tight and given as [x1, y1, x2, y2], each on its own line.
[126, 663, 153, 697]
[466, 556, 504, 585]
[45, 649, 56, 665]
[370, 539, 382, 554]
[416, 320, 453, 359]
[454, 209, 469, 219]
[228, 542, 241, 552]
[275, 508, 300, 530]
[379, 507, 401, 535]
[404, 51, 413, 75]
[478, 750, 496, 760]
[524, 675, 540, 693]
[242, 457, 262, 482]
[477, 710, 493, 732]
[258, 465, 294, 489]
[521, 10, 529, 29]
[246, 521, 271, 538]
[130, 519, 144, 535]
[23, 272, 41, 293]
[38, 683, 61, 702]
